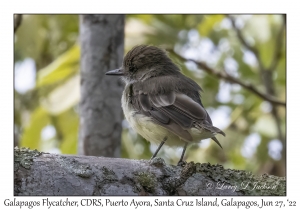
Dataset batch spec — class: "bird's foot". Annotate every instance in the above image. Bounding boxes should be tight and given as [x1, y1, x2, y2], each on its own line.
[177, 160, 187, 167]
[149, 157, 166, 167]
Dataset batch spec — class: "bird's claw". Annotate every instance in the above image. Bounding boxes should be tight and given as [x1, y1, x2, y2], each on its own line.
[177, 160, 187, 167]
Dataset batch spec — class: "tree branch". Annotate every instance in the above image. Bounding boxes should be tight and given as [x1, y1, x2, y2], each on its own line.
[14, 14, 22, 33]
[14, 147, 285, 196]
[169, 50, 286, 107]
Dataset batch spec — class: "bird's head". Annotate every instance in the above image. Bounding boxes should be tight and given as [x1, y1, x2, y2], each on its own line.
[106, 45, 180, 83]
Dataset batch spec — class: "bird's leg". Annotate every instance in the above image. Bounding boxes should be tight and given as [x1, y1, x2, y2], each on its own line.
[150, 137, 167, 160]
[177, 142, 188, 166]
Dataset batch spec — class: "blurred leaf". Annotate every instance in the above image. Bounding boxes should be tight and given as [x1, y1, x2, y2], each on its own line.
[128, 15, 153, 24]
[37, 44, 80, 87]
[198, 15, 224, 37]
[244, 15, 270, 44]
[254, 114, 277, 137]
[41, 75, 80, 115]
[243, 15, 281, 68]
[122, 128, 152, 160]
[20, 107, 50, 150]
[256, 135, 270, 162]
[258, 38, 275, 68]
[15, 15, 79, 68]
[55, 108, 79, 154]
[228, 147, 246, 168]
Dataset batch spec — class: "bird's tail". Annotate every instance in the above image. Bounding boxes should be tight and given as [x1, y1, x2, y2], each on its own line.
[195, 122, 225, 148]
[210, 126, 225, 149]
[200, 122, 226, 137]
[212, 126, 226, 137]
[211, 136, 223, 149]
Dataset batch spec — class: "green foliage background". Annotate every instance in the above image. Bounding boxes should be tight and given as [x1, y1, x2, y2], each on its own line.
[14, 15, 286, 176]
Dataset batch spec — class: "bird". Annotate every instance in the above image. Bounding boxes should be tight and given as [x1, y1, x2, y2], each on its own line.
[106, 45, 225, 165]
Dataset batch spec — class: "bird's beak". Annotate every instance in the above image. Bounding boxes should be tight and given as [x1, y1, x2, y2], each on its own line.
[105, 68, 124, 76]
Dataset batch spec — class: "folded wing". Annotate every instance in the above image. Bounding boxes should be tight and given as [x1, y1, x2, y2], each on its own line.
[131, 85, 224, 144]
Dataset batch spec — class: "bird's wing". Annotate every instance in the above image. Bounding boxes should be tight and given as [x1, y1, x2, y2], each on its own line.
[131, 86, 225, 143]
[150, 92, 207, 128]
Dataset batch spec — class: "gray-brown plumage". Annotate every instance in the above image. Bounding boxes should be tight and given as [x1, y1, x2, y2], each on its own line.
[106, 45, 225, 165]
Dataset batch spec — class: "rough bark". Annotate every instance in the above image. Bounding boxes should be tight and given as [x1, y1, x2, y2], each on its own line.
[79, 15, 124, 157]
[14, 147, 286, 196]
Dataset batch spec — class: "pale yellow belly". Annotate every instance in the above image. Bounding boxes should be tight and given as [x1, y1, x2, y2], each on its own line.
[128, 112, 185, 147]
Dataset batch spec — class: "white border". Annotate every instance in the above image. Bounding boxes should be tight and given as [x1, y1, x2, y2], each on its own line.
[1, 0, 299, 208]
